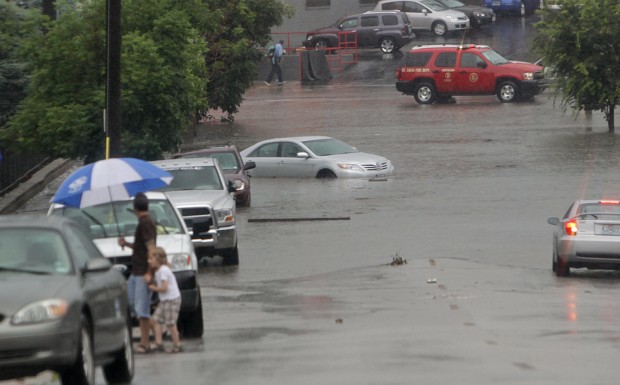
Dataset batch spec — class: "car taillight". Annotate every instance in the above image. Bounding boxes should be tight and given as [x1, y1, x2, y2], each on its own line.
[564, 219, 578, 236]
[600, 200, 620, 205]
[401, 26, 408, 35]
[396, 67, 402, 79]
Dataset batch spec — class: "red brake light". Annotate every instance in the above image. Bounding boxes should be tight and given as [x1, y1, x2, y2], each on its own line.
[564, 219, 578, 236]
[600, 200, 620, 205]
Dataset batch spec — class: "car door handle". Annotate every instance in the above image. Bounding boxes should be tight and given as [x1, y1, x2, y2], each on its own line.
[373, 28, 380, 31]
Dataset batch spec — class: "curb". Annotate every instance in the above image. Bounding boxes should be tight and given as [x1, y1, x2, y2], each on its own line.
[0, 159, 75, 215]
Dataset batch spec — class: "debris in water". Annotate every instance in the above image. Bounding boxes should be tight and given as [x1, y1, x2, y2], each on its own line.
[389, 252, 407, 266]
[335, 318, 343, 324]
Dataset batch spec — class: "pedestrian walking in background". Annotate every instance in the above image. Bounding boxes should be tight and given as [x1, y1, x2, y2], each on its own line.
[147, 246, 183, 353]
[265, 39, 286, 86]
[118, 192, 157, 354]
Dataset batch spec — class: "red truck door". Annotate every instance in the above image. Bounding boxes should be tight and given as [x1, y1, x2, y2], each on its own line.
[431, 51, 457, 93]
[455, 51, 495, 93]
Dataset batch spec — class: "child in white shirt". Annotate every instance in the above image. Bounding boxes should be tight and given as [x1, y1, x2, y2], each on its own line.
[147, 247, 183, 353]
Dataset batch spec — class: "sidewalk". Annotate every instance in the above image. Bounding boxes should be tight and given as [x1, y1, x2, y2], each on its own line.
[0, 159, 75, 215]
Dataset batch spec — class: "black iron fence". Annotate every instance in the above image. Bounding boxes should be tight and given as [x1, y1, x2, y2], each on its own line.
[0, 147, 50, 197]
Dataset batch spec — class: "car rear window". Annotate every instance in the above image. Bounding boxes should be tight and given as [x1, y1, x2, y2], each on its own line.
[579, 202, 620, 216]
[381, 14, 399, 26]
[405, 52, 432, 66]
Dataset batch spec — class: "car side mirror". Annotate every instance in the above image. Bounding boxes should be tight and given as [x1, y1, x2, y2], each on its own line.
[243, 161, 256, 171]
[84, 257, 112, 273]
[297, 151, 310, 159]
[477, 61, 487, 69]
[547, 217, 559, 226]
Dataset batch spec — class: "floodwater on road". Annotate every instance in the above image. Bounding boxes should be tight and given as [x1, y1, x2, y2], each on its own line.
[7, 14, 620, 384]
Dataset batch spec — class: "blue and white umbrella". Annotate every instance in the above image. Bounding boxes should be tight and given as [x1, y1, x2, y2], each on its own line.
[50, 158, 173, 208]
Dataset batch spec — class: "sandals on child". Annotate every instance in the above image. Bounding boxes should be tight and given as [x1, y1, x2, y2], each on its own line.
[166, 345, 183, 354]
[150, 343, 165, 353]
[135, 344, 150, 354]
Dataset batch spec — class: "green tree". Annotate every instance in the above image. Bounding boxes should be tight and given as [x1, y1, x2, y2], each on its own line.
[3, 0, 207, 161]
[533, 0, 620, 131]
[198, 0, 294, 120]
[0, 2, 40, 128]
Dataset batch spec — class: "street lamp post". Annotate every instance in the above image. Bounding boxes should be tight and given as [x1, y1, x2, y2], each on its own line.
[106, 0, 122, 159]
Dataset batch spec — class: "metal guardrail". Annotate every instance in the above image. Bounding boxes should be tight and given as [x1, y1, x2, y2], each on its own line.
[0, 148, 50, 197]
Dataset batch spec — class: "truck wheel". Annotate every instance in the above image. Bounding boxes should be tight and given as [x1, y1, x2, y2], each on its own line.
[102, 316, 134, 384]
[314, 39, 329, 50]
[432, 21, 447, 36]
[379, 37, 396, 54]
[496, 80, 519, 102]
[60, 316, 95, 385]
[179, 291, 204, 338]
[221, 244, 239, 266]
[414, 81, 437, 104]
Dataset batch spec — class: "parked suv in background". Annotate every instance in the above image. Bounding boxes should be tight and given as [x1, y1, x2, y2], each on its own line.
[395, 44, 546, 104]
[150, 158, 240, 265]
[173, 145, 256, 207]
[303, 11, 415, 54]
[374, 0, 470, 36]
[48, 191, 204, 338]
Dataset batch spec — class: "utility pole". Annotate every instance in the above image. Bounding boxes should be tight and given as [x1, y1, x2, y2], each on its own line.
[106, 0, 122, 158]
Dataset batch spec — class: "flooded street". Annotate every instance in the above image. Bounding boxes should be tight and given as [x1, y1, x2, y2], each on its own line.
[7, 14, 620, 385]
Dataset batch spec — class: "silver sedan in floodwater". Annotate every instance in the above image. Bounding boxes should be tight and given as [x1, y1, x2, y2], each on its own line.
[239, 136, 395, 179]
[547, 199, 620, 277]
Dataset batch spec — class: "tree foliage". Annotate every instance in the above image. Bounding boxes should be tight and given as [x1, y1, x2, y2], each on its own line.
[533, 0, 620, 131]
[0, 2, 40, 128]
[2, 0, 292, 161]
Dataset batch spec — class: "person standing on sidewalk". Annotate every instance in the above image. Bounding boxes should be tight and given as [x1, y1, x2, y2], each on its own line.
[264, 40, 286, 86]
[118, 192, 157, 354]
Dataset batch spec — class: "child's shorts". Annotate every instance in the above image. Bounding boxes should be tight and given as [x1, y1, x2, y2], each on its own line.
[153, 297, 182, 326]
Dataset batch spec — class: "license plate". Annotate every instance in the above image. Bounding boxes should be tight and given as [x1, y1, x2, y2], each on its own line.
[598, 224, 620, 235]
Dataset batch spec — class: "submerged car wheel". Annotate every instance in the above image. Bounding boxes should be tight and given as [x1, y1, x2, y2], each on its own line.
[316, 169, 337, 179]
[432, 21, 447, 36]
[555, 257, 569, 277]
[179, 291, 204, 338]
[379, 37, 396, 54]
[102, 316, 134, 384]
[221, 244, 239, 266]
[414, 81, 437, 104]
[60, 316, 95, 385]
[496, 80, 518, 102]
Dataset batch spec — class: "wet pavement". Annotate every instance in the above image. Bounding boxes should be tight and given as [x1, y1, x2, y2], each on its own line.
[5, 14, 620, 385]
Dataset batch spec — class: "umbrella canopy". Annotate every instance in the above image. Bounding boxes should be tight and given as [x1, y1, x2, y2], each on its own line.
[50, 158, 173, 208]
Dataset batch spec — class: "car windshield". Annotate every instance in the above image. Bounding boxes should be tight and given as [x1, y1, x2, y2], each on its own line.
[420, 0, 449, 11]
[439, 0, 465, 7]
[0, 228, 72, 275]
[302, 138, 359, 156]
[158, 166, 223, 191]
[178, 152, 240, 173]
[50, 199, 185, 239]
[481, 49, 509, 65]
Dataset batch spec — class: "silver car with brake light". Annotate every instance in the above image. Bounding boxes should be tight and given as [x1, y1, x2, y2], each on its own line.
[547, 199, 620, 277]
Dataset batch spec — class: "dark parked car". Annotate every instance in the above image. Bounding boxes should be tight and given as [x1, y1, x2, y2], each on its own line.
[481, 0, 539, 16]
[173, 145, 256, 207]
[0, 215, 134, 385]
[302, 11, 415, 54]
[436, 0, 495, 27]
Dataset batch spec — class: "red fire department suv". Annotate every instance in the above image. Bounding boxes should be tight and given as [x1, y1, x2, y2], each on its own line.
[395, 44, 547, 104]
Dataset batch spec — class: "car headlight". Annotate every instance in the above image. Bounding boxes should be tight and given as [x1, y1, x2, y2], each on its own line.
[168, 253, 192, 271]
[337, 163, 365, 172]
[474, 12, 482, 17]
[446, 15, 457, 21]
[306, 35, 314, 41]
[523, 72, 534, 80]
[12, 299, 68, 325]
[215, 208, 235, 225]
